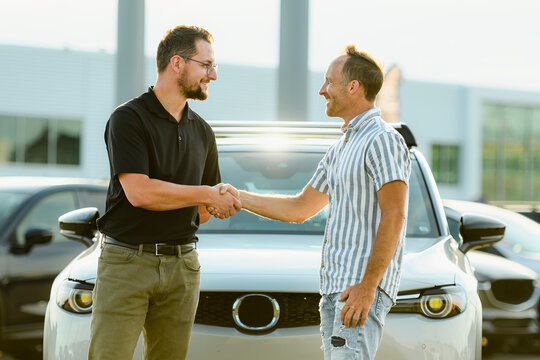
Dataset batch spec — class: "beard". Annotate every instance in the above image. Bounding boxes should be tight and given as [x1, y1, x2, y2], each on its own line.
[177, 69, 208, 100]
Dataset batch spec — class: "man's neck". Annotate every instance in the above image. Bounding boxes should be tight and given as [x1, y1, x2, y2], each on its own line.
[341, 103, 375, 129]
[153, 81, 187, 122]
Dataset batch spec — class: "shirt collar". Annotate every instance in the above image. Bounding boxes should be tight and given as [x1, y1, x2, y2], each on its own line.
[341, 107, 381, 133]
[143, 86, 196, 123]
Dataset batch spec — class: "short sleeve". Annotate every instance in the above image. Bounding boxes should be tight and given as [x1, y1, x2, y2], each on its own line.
[105, 108, 150, 177]
[201, 130, 221, 186]
[365, 131, 411, 191]
[308, 147, 331, 194]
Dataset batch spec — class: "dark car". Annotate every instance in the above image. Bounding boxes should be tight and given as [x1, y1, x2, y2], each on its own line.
[0, 177, 107, 358]
[444, 201, 540, 353]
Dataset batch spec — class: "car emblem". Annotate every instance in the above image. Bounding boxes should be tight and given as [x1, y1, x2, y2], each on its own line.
[232, 294, 280, 331]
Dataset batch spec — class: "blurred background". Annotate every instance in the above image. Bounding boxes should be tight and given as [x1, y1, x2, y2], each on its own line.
[0, 1, 539, 359]
[0, 0, 539, 207]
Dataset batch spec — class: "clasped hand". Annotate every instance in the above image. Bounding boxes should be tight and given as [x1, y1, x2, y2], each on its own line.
[206, 183, 242, 219]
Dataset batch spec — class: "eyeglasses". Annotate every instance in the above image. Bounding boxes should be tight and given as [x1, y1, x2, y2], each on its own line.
[179, 55, 218, 74]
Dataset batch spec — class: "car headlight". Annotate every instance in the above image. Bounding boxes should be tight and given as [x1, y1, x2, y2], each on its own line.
[56, 280, 94, 314]
[391, 286, 467, 319]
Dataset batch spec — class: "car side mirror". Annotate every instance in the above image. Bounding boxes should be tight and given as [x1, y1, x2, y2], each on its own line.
[59, 207, 100, 248]
[9, 227, 53, 255]
[25, 227, 53, 246]
[458, 213, 505, 253]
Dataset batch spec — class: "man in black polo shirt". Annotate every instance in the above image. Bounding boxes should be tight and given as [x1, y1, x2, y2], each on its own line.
[89, 25, 240, 360]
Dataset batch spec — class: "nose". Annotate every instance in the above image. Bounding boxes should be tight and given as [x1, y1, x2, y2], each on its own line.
[319, 82, 327, 96]
[208, 68, 218, 81]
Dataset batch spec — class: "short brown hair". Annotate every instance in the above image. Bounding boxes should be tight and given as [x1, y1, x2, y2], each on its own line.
[156, 25, 213, 73]
[341, 45, 384, 102]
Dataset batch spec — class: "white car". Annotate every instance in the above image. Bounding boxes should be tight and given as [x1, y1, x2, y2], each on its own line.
[444, 200, 540, 353]
[44, 122, 505, 360]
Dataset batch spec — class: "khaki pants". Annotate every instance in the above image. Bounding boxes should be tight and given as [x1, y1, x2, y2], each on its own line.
[88, 242, 201, 360]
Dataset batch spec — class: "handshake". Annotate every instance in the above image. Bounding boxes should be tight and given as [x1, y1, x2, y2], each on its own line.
[206, 183, 242, 219]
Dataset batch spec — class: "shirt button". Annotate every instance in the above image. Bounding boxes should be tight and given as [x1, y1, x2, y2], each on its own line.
[323, 239, 327, 244]
[321, 264, 325, 269]
[178, 136, 182, 141]
[344, 138, 349, 142]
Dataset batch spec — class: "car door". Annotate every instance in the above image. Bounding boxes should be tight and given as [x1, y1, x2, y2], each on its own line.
[3, 190, 88, 332]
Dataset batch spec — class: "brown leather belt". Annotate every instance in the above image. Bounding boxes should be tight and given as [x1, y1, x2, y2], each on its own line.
[103, 236, 195, 256]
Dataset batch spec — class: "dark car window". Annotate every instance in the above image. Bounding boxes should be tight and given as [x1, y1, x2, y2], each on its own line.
[0, 191, 29, 229]
[199, 151, 438, 238]
[406, 163, 439, 237]
[78, 189, 107, 216]
[15, 190, 78, 245]
[447, 217, 461, 243]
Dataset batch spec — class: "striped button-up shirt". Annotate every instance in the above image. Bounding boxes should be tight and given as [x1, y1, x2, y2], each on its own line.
[308, 108, 411, 301]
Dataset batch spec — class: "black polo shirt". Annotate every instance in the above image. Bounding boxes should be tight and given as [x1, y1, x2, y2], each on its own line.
[97, 87, 221, 245]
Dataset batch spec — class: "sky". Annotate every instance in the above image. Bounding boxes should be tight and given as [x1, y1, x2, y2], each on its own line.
[1, 0, 540, 92]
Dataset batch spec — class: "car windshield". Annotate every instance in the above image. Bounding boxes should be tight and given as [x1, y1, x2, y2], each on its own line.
[199, 151, 438, 238]
[496, 210, 540, 254]
[0, 191, 29, 229]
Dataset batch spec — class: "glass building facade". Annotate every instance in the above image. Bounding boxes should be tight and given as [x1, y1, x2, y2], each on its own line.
[0, 115, 81, 166]
[482, 103, 540, 201]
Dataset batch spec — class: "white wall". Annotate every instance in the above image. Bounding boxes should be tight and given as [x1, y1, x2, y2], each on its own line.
[1, 44, 539, 203]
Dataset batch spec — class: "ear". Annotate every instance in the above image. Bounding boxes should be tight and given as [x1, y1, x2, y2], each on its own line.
[169, 55, 184, 74]
[348, 80, 361, 95]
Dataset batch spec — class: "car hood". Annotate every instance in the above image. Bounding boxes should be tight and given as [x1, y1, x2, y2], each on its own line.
[66, 234, 457, 292]
[467, 250, 538, 281]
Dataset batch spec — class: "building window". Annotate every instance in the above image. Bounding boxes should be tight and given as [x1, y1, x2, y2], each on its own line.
[431, 144, 459, 184]
[56, 119, 81, 165]
[0, 115, 81, 165]
[482, 103, 540, 202]
[0, 117, 17, 162]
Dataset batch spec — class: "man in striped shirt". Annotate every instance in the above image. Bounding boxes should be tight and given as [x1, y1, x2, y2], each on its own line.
[216, 46, 411, 359]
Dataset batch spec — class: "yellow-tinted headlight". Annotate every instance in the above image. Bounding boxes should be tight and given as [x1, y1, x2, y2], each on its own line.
[56, 280, 94, 314]
[421, 294, 452, 318]
[391, 286, 467, 319]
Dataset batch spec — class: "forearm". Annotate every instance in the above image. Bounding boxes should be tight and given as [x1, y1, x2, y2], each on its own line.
[239, 190, 316, 223]
[121, 175, 212, 211]
[361, 210, 406, 290]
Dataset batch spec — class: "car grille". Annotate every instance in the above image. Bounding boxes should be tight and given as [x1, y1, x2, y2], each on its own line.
[195, 292, 321, 329]
[490, 279, 535, 305]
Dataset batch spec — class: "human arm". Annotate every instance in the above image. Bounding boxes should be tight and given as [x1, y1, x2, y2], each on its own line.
[339, 179, 408, 328]
[237, 185, 328, 223]
[118, 173, 241, 217]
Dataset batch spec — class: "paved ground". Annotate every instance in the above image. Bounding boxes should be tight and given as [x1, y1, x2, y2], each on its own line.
[1, 350, 539, 360]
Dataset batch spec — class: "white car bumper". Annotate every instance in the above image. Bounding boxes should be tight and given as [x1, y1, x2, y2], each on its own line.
[45, 305, 479, 360]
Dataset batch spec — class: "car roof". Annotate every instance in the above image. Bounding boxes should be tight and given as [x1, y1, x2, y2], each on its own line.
[0, 177, 108, 193]
[209, 121, 417, 149]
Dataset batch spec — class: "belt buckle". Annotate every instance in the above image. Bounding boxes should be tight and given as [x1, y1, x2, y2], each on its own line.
[155, 243, 176, 256]
[155, 243, 165, 256]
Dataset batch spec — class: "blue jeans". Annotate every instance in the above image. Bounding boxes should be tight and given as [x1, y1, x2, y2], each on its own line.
[320, 288, 393, 360]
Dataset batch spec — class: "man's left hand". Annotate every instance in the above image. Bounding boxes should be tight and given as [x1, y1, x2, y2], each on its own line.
[338, 283, 376, 328]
